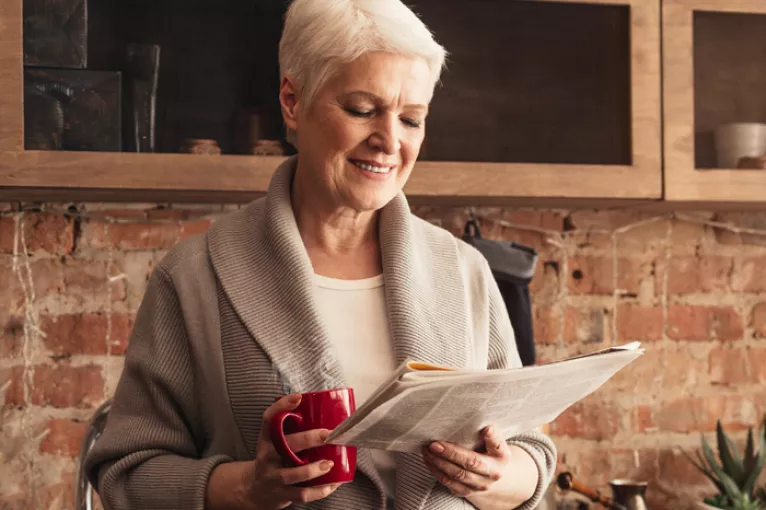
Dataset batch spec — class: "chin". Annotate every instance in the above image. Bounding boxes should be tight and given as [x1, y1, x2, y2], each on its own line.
[351, 190, 397, 212]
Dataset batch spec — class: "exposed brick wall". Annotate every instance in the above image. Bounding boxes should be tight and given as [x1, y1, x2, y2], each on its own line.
[2, 202, 765, 509]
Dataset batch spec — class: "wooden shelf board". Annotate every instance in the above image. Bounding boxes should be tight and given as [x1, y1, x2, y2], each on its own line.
[0, 150, 660, 203]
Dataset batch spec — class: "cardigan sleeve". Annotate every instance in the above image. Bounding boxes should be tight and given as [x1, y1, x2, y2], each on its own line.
[484, 259, 557, 510]
[84, 266, 232, 510]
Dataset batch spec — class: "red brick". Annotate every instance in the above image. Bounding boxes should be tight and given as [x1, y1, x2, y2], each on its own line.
[667, 305, 744, 341]
[3, 257, 127, 306]
[40, 313, 109, 355]
[31, 363, 104, 409]
[568, 230, 613, 251]
[497, 210, 565, 232]
[616, 304, 663, 342]
[84, 221, 182, 250]
[655, 395, 757, 433]
[0, 216, 15, 253]
[752, 302, 766, 338]
[661, 345, 708, 391]
[732, 256, 766, 293]
[568, 256, 614, 295]
[179, 219, 212, 240]
[0, 311, 24, 358]
[609, 347, 661, 394]
[39, 419, 87, 457]
[109, 313, 136, 355]
[533, 305, 560, 345]
[710, 347, 751, 385]
[564, 306, 608, 344]
[750, 349, 766, 383]
[550, 396, 620, 440]
[633, 405, 656, 432]
[39, 469, 76, 510]
[529, 258, 561, 300]
[1, 366, 26, 407]
[614, 218, 670, 252]
[62, 258, 127, 304]
[671, 221, 714, 254]
[713, 212, 766, 247]
[615, 258, 647, 296]
[23, 213, 75, 255]
[658, 448, 710, 485]
[667, 256, 732, 295]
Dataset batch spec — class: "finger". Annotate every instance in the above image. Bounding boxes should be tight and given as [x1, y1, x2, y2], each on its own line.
[427, 441, 496, 478]
[423, 460, 477, 497]
[273, 459, 335, 486]
[284, 482, 342, 504]
[286, 428, 331, 453]
[260, 394, 302, 441]
[422, 448, 500, 490]
[483, 426, 510, 459]
[263, 394, 302, 424]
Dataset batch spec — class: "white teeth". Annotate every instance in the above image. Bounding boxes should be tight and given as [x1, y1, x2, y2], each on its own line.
[353, 161, 391, 173]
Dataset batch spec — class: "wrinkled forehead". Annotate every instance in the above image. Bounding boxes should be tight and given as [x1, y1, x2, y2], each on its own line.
[323, 52, 436, 108]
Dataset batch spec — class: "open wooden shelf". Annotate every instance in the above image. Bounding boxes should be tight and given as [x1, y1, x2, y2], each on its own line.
[0, 0, 662, 204]
[663, 0, 766, 203]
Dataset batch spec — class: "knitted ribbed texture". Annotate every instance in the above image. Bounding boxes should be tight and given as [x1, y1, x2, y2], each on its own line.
[85, 156, 556, 509]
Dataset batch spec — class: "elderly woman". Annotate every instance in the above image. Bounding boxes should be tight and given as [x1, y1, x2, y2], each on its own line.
[85, 0, 556, 508]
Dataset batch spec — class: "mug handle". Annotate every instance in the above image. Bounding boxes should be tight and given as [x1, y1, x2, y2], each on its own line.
[269, 411, 308, 466]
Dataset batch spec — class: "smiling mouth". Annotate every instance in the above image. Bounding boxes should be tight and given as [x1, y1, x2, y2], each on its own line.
[349, 159, 395, 174]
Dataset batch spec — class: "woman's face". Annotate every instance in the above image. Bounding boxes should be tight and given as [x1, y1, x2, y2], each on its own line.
[282, 52, 433, 213]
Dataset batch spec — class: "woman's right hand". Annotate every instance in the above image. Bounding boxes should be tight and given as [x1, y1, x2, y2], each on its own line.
[206, 394, 342, 510]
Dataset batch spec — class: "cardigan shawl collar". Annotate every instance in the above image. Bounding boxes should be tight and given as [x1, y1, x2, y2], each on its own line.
[208, 156, 472, 509]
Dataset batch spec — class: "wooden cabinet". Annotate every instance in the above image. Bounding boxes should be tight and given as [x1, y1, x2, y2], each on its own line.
[663, 0, 766, 203]
[0, 0, 662, 204]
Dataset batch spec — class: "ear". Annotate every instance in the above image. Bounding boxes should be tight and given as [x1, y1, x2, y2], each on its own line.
[279, 74, 300, 131]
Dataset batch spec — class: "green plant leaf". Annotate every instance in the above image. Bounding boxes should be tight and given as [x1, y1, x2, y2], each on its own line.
[719, 421, 746, 485]
[698, 448, 727, 494]
[743, 426, 766, 496]
[745, 428, 756, 474]
[704, 434, 744, 499]
[683, 447, 718, 480]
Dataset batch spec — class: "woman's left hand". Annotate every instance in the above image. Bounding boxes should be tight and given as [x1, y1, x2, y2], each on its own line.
[421, 426, 510, 498]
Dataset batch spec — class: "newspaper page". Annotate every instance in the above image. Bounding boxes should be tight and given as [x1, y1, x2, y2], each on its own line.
[326, 343, 643, 452]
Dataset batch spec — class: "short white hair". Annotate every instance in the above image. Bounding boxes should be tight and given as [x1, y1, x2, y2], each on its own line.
[279, 0, 447, 110]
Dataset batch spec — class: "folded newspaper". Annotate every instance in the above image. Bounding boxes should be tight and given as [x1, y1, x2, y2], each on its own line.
[326, 342, 644, 452]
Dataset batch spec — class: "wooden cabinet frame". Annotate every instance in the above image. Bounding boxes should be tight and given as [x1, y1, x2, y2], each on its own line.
[663, 0, 766, 203]
[0, 0, 661, 204]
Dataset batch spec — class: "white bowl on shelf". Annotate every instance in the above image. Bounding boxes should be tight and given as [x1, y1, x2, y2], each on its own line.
[714, 122, 766, 168]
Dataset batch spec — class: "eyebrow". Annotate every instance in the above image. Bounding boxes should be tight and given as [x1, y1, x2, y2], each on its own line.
[343, 91, 429, 113]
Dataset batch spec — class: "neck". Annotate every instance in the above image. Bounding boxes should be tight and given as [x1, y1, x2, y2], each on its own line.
[291, 166, 382, 279]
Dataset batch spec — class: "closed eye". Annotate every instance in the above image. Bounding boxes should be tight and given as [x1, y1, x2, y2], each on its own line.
[345, 107, 374, 118]
[402, 117, 422, 129]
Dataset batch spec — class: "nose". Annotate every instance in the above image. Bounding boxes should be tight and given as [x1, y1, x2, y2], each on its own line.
[367, 114, 400, 155]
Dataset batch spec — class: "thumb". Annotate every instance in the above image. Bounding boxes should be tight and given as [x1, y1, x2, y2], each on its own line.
[483, 426, 508, 459]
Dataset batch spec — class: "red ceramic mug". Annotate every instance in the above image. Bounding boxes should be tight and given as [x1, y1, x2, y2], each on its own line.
[270, 388, 357, 486]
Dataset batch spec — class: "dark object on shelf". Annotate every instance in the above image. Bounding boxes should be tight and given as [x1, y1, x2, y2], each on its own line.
[122, 43, 161, 152]
[557, 472, 648, 510]
[23, 0, 88, 68]
[737, 155, 766, 169]
[24, 68, 122, 151]
[180, 139, 221, 155]
[461, 218, 538, 367]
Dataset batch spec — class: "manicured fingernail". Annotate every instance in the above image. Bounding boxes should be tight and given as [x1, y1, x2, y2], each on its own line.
[430, 442, 444, 453]
[484, 426, 494, 436]
[288, 394, 301, 404]
[320, 460, 334, 471]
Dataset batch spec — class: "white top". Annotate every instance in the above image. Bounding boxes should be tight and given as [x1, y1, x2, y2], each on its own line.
[314, 273, 398, 499]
